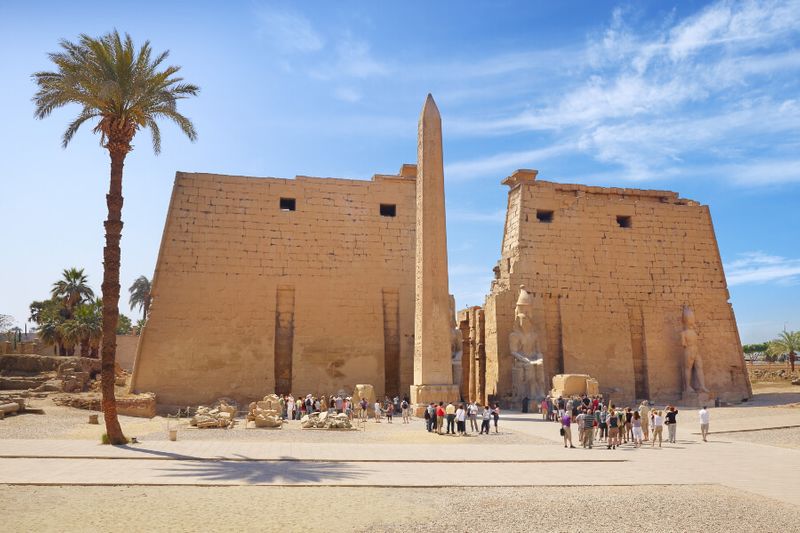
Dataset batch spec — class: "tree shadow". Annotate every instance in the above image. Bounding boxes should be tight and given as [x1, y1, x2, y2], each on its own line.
[115, 444, 203, 461]
[155, 455, 367, 484]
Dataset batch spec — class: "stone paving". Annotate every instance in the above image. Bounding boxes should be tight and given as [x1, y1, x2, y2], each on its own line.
[1, 401, 799, 505]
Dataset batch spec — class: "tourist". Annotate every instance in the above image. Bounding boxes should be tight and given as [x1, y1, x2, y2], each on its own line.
[665, 406, 678, 443]
[427, 403, 436, 432]
[618, 408, 627, 444]
[456, 404, 466, 435]
[522, 396, 529, 413]
[651, 410, 663, 447]
[624, 407, 633, 443]
[345, 398, 352, 420]
[469, 402, 479, 432]
[401, 398, 410, 424]
[436, 402, 445, 434]
[606, 407, 619, 449]
[492, 404, 500, 433]
[385, 401, 394, 423]
[631, 411, 643, 447]
[557, 396, 566, 420]
[480, 404, 491, 434]
[445, 401, 456, 434]
[335, 395, 343, 414]
[596, 406, 606, 442]
[374, 400, 382, 423]
[286, 395, 295, 421]
[423, 403, 432, 430]
[542, 397, 550, 421]
[699, 406, 710, 442]
[639, 400, 650, 441]
[580, 408, 594, 448]
[359, 397, 368, 421]
[561, 410, 574, 448]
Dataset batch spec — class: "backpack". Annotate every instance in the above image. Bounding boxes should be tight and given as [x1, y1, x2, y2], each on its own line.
[401, 400, 409, 409]
[424, 409, 430, 420]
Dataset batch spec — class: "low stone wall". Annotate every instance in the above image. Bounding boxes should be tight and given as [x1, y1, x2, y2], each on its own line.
[0, 354, 98, 375]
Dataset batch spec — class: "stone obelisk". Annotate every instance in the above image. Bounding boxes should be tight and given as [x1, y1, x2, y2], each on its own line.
[410, 94, 460, 413]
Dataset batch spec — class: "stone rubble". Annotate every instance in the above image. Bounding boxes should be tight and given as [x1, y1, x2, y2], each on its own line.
[190, 398, 238, 429]
[246, 394, 283, 428]
[300, 410, 353, 430]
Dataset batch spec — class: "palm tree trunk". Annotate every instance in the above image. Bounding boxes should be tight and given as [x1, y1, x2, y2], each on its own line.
[100, 148, 127, 444]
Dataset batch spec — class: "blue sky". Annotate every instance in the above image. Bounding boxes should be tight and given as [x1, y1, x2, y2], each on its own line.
[0, 0, 798, 343]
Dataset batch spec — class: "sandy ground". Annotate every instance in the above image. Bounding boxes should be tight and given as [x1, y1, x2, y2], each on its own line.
[6, 484, 798, 533]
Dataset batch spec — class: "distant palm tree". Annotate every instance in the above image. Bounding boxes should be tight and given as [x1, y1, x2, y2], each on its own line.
[51, 268, 94, 317]
[33, 30, 199, 444]
[767, 330, 799, 373]
[128, 276, 152, 321]
[74, 300, 103, 358]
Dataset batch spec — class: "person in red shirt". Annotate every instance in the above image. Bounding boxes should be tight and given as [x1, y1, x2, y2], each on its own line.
[435, 402, 445, 435]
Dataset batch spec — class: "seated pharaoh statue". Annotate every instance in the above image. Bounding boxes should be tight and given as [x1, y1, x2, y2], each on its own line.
[509, 285, 546, 403]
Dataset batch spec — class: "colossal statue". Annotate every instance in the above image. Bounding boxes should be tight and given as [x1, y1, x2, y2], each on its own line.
[681, 305, 708, 394]
[508, 285, 545, 403]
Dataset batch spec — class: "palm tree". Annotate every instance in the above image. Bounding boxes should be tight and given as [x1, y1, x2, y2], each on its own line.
[767, 330, 800, 373]
[74, 300, 103, 358]
[33, 31, 199, 444]
[51, 268, 94, 317]
[128, 276, 152, 321]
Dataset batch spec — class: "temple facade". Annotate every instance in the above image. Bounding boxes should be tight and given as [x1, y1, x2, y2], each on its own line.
[464, 170, 752, 407]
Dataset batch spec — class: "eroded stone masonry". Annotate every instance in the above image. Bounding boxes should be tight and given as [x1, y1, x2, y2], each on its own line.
[132, 96, 751, 408]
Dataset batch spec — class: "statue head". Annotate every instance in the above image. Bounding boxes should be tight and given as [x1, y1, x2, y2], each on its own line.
[515, 285, 534, 329]
[682, 305, 696, 328]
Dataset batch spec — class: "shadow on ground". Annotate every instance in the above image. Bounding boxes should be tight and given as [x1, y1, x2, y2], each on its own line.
[156, 455, 367, 484]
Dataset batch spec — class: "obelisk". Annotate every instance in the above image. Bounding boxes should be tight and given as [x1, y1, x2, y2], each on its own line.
[410, 94, 460, 413]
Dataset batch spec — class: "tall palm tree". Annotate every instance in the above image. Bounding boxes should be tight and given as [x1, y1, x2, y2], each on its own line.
[33, 31, 199, 444]
[51, 268, 94, 317]
[128, 276, 152, 321]
[767, 330, 800, 373]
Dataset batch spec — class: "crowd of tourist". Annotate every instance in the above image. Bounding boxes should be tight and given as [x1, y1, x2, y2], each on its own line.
[421, 401, 501, 435]
[269, 392, 709, 447]
[270, 393, 413, 423]
[542, 394, 706, 449]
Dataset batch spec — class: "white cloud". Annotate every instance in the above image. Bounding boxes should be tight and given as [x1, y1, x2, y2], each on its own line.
[726, 252, 800, 285]
[443, 0, 800, 185]
[445, 144, 574, 181]
[254, 6, 324, 53]
[334, 87, 362, 103]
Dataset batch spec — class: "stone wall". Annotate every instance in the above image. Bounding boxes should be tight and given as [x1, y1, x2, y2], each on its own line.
[485, 170, 751, 405]
[131, 169, 417, 406]
[115, 335, 140, 372]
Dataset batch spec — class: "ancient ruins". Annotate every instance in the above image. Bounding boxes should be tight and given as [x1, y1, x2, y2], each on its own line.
[131, 95, 751, 409]
[462, 171, 752, 407]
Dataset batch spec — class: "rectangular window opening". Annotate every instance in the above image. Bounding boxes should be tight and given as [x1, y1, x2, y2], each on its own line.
[617, 215, 632, 228]
[536, 210, 554, 223]
[280, 197, 296, 211]
[380, 203, 396, 217]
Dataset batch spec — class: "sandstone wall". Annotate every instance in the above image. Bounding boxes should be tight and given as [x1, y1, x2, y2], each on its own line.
[115, 335, 140, 372]
[131, 170, 416, 406]
[485, 173, 751, 405]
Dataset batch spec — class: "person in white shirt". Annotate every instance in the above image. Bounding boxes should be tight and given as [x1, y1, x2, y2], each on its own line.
[699, 406, 710, 442]
[468, 402, 479, 433]
[455, 404, 467, 435]
[374, 401, 382, 423]
[651, 410, 664, 447]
